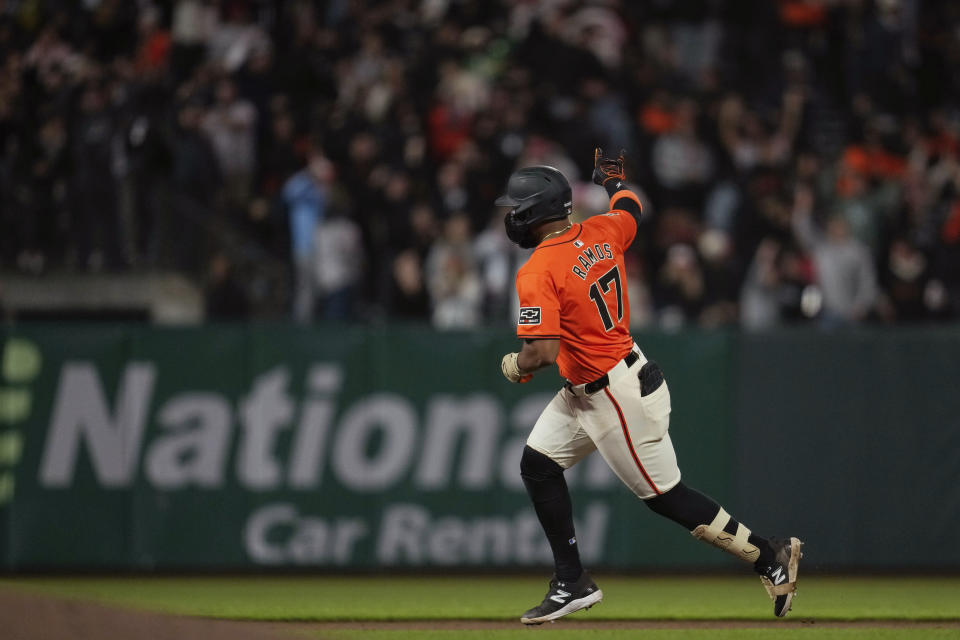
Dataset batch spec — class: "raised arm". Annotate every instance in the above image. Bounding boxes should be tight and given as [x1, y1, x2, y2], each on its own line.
[593, 147, 642, 224]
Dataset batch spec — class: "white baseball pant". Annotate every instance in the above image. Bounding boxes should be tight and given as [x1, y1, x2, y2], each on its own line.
[525, 346, 682, 499]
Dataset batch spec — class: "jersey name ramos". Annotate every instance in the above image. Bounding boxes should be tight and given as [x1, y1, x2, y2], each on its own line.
[515, 196, 639, 384]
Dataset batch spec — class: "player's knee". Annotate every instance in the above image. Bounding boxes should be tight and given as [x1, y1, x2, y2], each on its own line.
[644, 483, 681, 519]
[644, 482, 717, 531]
[520, 445, 563, 482]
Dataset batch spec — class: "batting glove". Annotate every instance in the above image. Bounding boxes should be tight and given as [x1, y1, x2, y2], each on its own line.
[592, 147, 626, 187]
[501, 352, 532, 383]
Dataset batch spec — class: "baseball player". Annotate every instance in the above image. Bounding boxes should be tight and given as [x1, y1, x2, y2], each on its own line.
[497, 149, 803, 625]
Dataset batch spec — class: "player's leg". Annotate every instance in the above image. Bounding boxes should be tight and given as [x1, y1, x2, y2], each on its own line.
[520, 446, 581, 580]
[520, 390, 602, 625]
[581, 360, 803, 617]
[632, 360, 803, 616]
[645, 480, 771, 562]
[646, 484, 802, 616]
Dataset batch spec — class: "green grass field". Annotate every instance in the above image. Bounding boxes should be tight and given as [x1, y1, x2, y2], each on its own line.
[2, 575, 958, 640]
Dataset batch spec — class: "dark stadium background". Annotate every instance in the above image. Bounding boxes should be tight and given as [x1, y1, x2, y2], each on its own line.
[1, 0, 958, 328]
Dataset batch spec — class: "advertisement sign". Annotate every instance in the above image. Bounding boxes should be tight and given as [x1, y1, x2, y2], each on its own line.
[0, 326, 733, 570]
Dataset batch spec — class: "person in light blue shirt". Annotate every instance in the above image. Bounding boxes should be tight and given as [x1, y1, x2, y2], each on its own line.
[283, 152, 332, 322]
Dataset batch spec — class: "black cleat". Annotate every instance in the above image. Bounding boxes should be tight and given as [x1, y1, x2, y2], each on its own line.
[755, 536, 804, 617]
[520, 572, 603, 625]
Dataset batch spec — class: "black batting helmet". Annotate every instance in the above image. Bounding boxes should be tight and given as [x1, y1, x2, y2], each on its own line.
[496, 165, 572, 248]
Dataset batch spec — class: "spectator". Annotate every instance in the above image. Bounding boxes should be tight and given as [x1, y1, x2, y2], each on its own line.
[473, 210, 519, 324]
[717, 89, 804, 174]
[282, 151, 332, 323]
[740, 238, 812, 329]
[655, 244, 706, 329]
[425, 212, 482, 329]
[169, 99, 220, 273]
[386, 249, 431, 321]
[170, 0, 214, 81]
[257, 109, 300, 196]
[697, 229, 740, 327]
[23, 26, 77, 77]
[651, 99, 714, 209]
[792, 186, 879, 327]
[134, 6, 171, 75]
[172, 100, 220, 207]
[877, 237, 949, 323]
[201, 78, 257, 206]
[72, 83, 120, 271]
[311, 210, 363, 321]
[206, 3, 269, 74]
[17, 114, 68, 272]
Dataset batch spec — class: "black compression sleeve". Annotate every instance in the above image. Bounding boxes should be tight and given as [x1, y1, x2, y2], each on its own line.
[645, 481, 720, 530]
[604, 181, 642, 220]
[612, 195, 641, 219]
[520, 446, 583, 581]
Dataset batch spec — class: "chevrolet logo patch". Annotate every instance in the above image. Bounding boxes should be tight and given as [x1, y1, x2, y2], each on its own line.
[518, 307, 541, 325]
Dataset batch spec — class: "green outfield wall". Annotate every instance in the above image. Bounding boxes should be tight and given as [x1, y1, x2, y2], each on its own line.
[0, 325, 956, 571]
[732, 329, 960, 570]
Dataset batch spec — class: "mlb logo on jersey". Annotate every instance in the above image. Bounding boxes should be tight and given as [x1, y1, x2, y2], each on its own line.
[518, 307, 542, 325]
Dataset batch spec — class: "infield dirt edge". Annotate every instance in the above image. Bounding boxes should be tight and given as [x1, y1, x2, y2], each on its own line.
[4, 589, 960, 640]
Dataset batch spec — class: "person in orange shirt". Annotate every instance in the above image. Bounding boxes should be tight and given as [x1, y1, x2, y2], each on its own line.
[497, 149, 803, 625]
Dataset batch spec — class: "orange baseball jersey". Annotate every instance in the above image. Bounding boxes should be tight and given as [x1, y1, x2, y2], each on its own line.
[515, 190, 642, 384]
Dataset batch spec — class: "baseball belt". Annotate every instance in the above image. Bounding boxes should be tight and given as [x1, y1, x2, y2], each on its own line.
[565, 350, 640, 395]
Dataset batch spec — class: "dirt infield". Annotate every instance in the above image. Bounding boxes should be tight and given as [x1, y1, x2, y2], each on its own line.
[2, 589, 290, 640]
[3, 588, 959, 639]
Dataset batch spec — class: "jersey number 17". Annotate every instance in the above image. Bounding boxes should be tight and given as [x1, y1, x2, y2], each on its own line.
[588, 265, 624, 331]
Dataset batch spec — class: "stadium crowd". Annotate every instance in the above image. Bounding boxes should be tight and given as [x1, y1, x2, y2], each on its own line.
[1, 0, 958, 328]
